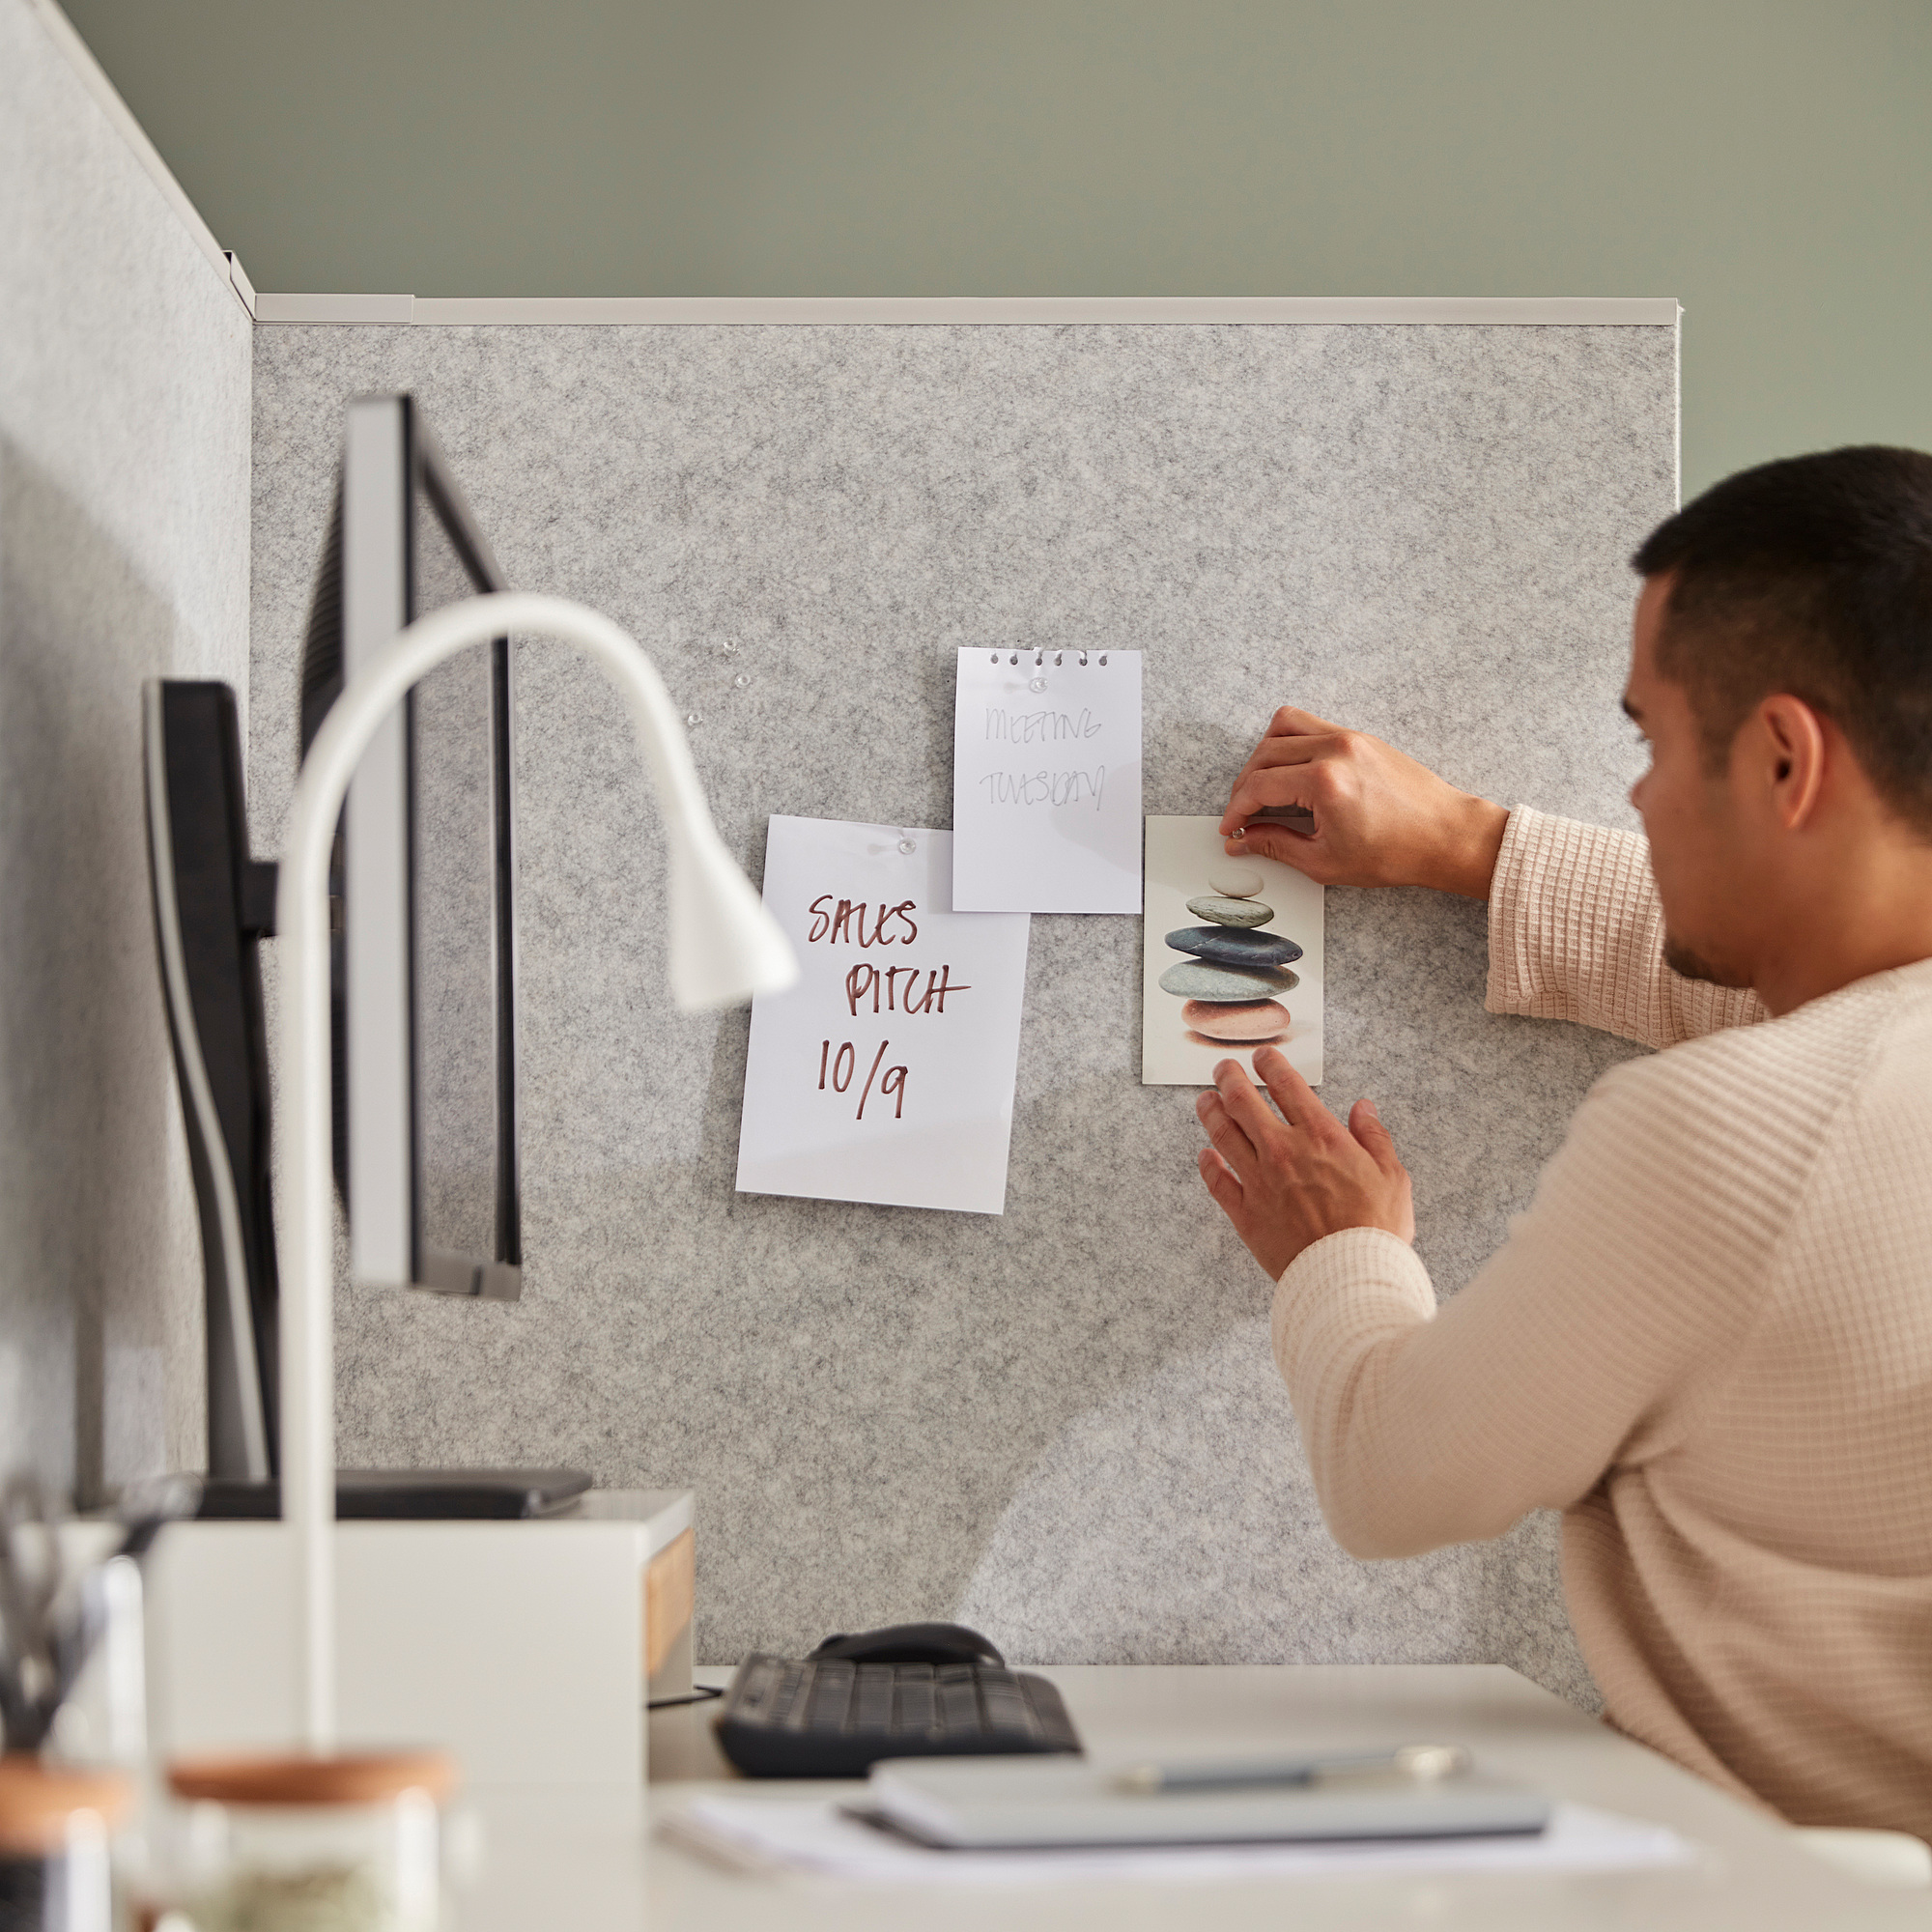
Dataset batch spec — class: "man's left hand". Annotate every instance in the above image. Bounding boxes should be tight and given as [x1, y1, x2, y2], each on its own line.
[1195, 1046, 1415, 1279]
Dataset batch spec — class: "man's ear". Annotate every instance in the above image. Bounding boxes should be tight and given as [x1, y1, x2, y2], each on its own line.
[1755, 694, 1829, 831]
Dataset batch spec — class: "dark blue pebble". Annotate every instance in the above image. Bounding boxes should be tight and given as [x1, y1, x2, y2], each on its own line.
[1165, 925, 1304, 970]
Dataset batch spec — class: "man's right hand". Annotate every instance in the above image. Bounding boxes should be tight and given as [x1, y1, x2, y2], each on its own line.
[1219, 706, 1510, 898]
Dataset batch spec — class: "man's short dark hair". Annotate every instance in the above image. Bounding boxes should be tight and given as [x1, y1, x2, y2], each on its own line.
[1632, 445, 1932, 836]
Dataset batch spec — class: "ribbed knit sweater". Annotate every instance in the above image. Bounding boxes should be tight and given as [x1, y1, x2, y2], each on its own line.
[1273, 805, 1932, 1835]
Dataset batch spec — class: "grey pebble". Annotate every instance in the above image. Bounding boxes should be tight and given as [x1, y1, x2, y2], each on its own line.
[1186, 895, 1275, 928]
[1158, 960, 1300, 1002]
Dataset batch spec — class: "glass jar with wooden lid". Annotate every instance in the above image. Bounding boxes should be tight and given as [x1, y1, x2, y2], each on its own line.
[164, 1750, 453, 1932]
[0, 1755, 128, 1932]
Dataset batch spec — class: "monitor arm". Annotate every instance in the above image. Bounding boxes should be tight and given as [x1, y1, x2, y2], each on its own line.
[277, 591, 797, 1751]
[239, 860, 279, 938]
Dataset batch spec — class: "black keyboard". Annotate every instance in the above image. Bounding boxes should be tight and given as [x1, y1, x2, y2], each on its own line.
[714, 1654, 1083, 1778]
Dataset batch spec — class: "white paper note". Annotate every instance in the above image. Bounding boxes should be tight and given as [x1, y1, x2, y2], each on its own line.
[1142, 815, 1323, 1086]
[952, 647, 1144, 914]
[665, 1796, 1695, 1888]
[735, 817, 1031, 1216]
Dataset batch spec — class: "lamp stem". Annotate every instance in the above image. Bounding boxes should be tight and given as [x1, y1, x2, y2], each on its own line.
[275, 592, 793, 1750]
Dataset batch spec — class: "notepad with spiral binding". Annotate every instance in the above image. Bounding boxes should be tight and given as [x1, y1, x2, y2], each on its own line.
[951, 646, 1144, 914]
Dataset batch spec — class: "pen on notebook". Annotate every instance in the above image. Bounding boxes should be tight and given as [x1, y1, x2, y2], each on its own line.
[1112, 1743, 1470, 1795]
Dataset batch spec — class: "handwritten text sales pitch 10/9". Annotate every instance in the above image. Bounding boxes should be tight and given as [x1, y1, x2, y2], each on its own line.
[806, 895, 973, 1122]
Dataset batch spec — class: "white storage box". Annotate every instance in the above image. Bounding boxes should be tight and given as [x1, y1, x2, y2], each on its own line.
[143, 1490, 692, 1788]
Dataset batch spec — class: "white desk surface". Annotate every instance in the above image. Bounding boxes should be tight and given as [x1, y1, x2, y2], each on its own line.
[461, 1663, 1927, 1928]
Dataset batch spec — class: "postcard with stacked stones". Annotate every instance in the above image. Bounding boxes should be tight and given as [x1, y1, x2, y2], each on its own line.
[1141, 817, 1323, 1086]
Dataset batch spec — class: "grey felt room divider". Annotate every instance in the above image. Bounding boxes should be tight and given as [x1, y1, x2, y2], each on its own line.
[2, 0, 251, 1499]
[247, 316, 1673, 1700]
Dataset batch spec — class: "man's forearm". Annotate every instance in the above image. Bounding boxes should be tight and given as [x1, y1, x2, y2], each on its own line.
[1271, 1059, 1775, 1565]
[1423, 795, 1509, 900]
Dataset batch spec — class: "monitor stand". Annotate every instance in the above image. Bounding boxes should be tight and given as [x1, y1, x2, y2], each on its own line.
[197, 1468, 593, 1520]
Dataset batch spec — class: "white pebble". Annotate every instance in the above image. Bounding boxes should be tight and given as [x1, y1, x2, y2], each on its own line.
[1208, 867, 1263, 898]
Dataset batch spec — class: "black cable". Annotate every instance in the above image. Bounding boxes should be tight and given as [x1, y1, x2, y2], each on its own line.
[647, 1683, 725, 1709]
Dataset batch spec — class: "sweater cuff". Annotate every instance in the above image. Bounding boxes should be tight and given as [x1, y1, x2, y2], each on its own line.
[1272, 1228, 1436, 1389]
[1483, 803, 1546, 1017]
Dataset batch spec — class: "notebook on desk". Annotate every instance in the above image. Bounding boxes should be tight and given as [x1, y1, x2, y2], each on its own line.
[866, 1755, 1550, 1849]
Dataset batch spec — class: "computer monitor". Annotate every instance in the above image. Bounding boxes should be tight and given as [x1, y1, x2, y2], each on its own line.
[298, 393, 523, 1300]
[145, 394, 586, 1509]
[144, 680, 280, 1480]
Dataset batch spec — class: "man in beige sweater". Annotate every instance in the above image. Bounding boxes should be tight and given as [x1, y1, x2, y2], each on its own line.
[1198, 446, 1932, 1838]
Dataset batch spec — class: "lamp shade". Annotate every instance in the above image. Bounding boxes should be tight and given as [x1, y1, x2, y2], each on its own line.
[668, 819, 800, 1011]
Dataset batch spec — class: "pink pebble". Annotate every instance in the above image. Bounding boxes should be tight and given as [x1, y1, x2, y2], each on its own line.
[1182, 999, 1290, 1041]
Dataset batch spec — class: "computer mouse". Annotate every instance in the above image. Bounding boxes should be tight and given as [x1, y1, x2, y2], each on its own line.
[808, 1622, 1005, 1667]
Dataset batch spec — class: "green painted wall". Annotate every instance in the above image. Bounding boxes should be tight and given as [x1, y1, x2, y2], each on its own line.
[61, 0, 1931, 495]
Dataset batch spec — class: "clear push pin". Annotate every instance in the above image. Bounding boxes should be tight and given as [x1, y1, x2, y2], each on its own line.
[1029, 675, 1048, 693]
[686, 711, 702, 727]
[720, 639, 737, 655]
[897, 835, 917, 855]
[733, 672, 752, 689]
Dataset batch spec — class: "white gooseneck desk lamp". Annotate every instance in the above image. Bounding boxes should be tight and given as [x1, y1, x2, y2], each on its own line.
[277, 591, 798, 1749]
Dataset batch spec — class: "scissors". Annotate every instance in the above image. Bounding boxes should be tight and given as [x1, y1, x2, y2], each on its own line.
[0, 1474, 63, 1748]
[0, 1470, 199, 1750]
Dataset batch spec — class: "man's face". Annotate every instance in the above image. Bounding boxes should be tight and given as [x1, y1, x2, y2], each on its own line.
[1625, 576, 1756, 988]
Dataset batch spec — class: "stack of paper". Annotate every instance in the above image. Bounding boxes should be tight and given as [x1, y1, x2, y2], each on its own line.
[662, 1796, 1695, 1887]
